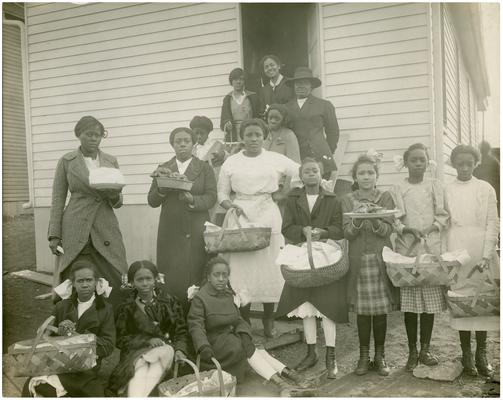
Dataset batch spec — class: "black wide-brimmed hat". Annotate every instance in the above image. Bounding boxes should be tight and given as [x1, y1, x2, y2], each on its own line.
[286, 67, 321, 89]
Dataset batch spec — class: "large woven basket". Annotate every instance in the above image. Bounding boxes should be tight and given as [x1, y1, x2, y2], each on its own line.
[384, 239, 461, 287]
[156, 176, 193, 191]
[7, 316, 97, 377]
[447, 292, 500, 318]
[159, 356, 236, 397]
[281, 229, 349, 288]
[204, 209, 271, 253]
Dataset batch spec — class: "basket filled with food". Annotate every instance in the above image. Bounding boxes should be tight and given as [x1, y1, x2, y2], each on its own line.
[278, 229, 348, 288]
[343, 202, 399, 219]
[151, 166, 193, 192]
[89, 167, 126, 190]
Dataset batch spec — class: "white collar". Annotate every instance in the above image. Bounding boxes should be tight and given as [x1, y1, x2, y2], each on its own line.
[78, 293, 95, 305]
[176, 157, 192, 175]
[270, 74, 284, 88]
[297, 97, 308, 108]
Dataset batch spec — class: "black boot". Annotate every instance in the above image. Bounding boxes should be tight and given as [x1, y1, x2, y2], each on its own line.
[325, 346, 338, 379]
[419, 343, 438, 366]
[355, 346, 370, 376]
[405, 344, 418, 372]
[295, 344, 318, 371]
[459, 331, 477, 376]
[475, 332, 494, 377]
[374, 345, 390, 376]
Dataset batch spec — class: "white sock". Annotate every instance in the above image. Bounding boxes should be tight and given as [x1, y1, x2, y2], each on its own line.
[303, 317, 317, 344]
[248, 349, 277, 380]
[322, 317, 336, 347]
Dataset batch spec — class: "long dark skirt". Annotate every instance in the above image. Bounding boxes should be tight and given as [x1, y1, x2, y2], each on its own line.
[276, 277, 349, 323]
[60, 239, 126, 310]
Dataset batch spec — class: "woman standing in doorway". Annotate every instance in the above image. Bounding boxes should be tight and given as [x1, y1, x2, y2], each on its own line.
[48, 116, 128, 308]
[258, 55, 295, 114]
[218, 118, 300, 338]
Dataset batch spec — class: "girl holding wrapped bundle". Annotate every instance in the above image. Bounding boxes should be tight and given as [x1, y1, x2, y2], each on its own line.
[22, 260, 116, 397]
[276, 158, 348, 379]
[188, 257, 314, 397]
[391, 143, 449, 371]
[444, 145, 499, 377]
[340, 154, 399, 377]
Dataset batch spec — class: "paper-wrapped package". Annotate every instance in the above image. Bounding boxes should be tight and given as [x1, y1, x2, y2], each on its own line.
[89, 167, 126, 190]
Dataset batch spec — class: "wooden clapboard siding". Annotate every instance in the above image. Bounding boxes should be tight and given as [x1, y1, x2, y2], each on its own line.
[26, 2, 240, 207]
[3, 19, 29, 203]
[321, 3, 432, 186]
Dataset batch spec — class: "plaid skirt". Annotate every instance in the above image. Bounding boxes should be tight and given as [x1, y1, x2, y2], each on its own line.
[352, 254, 393, 315]
[400, 286, 447, 313]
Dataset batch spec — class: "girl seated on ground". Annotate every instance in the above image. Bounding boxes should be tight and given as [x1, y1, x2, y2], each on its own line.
[276, 158, 348, 379]
[187, 257, 315, 397]
[108, 261, 189, 397]
[22, 260, 116, 397]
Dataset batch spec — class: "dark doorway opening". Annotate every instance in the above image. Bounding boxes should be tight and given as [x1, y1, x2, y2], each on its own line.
[241, 3, 311, 94]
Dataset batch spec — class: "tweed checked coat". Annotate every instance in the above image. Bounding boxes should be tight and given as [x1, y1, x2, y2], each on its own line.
[285, 94, 339, 176]
[48, 149, 128, 284]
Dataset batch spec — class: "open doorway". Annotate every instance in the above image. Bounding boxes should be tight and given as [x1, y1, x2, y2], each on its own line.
[241, 3, 320, 94]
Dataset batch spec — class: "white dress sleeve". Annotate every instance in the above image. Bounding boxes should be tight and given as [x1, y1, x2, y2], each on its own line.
[217, 159, 232, 204]
[277, 153, 301, 188]
[483, 183, 499, 259]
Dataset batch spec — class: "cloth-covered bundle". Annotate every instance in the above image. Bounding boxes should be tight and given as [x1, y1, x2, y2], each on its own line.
[8, 316, 97, 377]
[276, 240, 342, 271]
[89, 167, 126, 190]
[383, 246, 470, 287]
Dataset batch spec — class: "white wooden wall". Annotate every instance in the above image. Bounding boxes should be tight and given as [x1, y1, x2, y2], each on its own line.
[320, 3, 433, 186]
[26, 2, 240, 207]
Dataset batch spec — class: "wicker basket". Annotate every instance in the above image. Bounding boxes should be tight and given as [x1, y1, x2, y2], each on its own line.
[158, 356, 236, 397]
[280, 229, 349, 288]
[384, 239, 462, 287]
[7, 316, 97, 377]
[447, 292, 500, 318]
[156, 176, 193, 191]
[204, 209, 271, 253]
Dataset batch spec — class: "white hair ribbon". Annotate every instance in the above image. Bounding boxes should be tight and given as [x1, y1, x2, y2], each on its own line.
[187, 285, 200, 301]
[366, 149, 384, 164]
[54, 278, 112, 299]
[393, 155, 405, 171]
[428, 159, 437, 174]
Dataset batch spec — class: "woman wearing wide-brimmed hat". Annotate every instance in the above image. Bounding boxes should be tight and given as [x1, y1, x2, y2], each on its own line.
[48, 116, 128, 308]
[285, 67, 339, 180]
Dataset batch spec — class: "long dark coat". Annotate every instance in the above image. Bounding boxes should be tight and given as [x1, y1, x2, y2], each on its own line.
[48, 149, 128, 285]
[108, 292, 189, 393]
[276, 187, 349, 322]
[259, 78, 295, 112]
[285, 95, 339, 176]
[148, 156, 216, 309]
[29, 295, 115, 397]
[187, 283, 252, 382]
[340, 189, 400, 311]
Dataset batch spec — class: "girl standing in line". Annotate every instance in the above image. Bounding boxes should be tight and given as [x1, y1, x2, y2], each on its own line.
[276, 158, 348, 379]
[391, 143, 449, 371]
[23, 261, 116, 397]
[445, 145, 499, 377]
[109, 261, 189, 397]
[340, 154, 399, 376]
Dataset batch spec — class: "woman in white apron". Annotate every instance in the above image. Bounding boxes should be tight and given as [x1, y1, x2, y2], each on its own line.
[445, 144, 499, 377]
[218, 118, 300, 337]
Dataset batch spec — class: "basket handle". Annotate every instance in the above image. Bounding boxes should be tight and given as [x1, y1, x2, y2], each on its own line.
[210, 357, 226, 397]
[173, 356, 203, 395]
[305, 228, 316, 271]
[220, 208, 249, 243]
[23, 316, 56, 370]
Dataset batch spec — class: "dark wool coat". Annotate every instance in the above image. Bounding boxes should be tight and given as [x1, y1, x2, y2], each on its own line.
[48, 149, 128, 285]
[259, 78, 295, 112]
[276, 187, 349, 322]
[187, 283, 252, 382]
[52, 295, 115, 397]
[285, 95, 339, 176]
[340, 189, 400, 311]
[148, 157, 217, 309]
[220, 90, 261, 142]
[109, 292, 189, 393]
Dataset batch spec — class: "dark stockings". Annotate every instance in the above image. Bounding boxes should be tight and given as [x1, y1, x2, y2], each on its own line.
[357, 314, 387, 347]
[263, 303, 275, 320]
[404, 312, 434, 346]
[459, 330, 488, 347]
